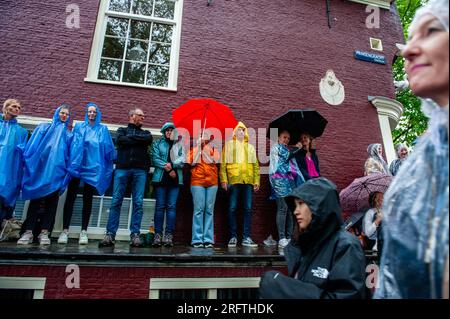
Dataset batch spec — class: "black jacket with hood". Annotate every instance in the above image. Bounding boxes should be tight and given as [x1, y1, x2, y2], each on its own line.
[259, 177, 366, 299]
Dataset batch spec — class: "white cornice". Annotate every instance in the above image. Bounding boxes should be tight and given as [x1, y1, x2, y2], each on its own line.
[347, 0, 392, 9]
[368, 96, 404, 130]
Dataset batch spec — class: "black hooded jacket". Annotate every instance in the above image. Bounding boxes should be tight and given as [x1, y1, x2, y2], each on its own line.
[259, 178, 366, 299]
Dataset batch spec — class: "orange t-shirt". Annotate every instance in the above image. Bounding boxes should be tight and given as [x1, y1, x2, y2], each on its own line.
[188, 145, 220, 187]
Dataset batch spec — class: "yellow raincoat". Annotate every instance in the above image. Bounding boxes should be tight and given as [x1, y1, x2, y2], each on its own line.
[219, 122, 260, 186]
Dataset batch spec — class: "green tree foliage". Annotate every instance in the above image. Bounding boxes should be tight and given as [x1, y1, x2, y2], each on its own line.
[392, 0, 429, 146]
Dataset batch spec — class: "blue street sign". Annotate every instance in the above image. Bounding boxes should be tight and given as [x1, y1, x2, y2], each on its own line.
[354, 51, 386, 65]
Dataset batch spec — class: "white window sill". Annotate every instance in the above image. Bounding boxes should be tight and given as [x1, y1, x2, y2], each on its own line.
[84, 78, 178, 92]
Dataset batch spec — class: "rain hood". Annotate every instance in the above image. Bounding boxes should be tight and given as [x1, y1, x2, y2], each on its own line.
[21, 105, 72, 200]
[68, 103, 116, 195]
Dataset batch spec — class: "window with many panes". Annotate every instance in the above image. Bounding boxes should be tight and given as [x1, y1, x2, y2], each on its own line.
[86, 0, 184, 91]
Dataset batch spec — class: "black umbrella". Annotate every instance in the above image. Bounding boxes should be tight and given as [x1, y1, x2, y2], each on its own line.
[267, 109, 328, 144]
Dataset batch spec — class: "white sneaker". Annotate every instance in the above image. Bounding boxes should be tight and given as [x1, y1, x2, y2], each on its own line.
[57, 230, 69, 244]
[278, 238, 290, 249]
[79, 230, 88, 245]
[38, 231, 51, 245]
[17, 231, 34, 245]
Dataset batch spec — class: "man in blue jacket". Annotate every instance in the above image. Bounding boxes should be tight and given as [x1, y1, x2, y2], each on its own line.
[99, 107, 153, 248]
[259, 177, 366, 299]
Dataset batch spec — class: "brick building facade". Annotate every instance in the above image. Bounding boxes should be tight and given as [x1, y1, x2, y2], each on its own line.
[0, 0, 402, 299]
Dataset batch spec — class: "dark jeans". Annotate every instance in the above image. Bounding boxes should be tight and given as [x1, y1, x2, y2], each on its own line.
[276, 198, 293, 239]
[106, 169, 147, 237]
[154, 185, 180, 235]
[227, 184, 253, 239]
[63, 178, 96, 231]
[25, 191, 60, 232]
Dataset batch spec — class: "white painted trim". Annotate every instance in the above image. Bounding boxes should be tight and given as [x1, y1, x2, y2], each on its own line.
[369, 96, 404, 164]
[86, 0, 109, 80]
[0, 277, 46, 299]
[85, 0, 184, 91]
[347, 0, 391, 9]
[149, 277, 261, 299]
[18, 115, 162, 136]
[83, 78, 177, 92]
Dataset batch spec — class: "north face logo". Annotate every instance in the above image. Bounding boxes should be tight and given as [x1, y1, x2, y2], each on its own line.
[311, 267, 329, 279]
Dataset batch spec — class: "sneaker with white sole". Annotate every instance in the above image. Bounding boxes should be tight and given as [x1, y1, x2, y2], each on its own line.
[278, 238, 290, 250]
[227, 237, 237, 248]
[17, 231, 34, 245]
[242, 237, 258, 248]
[57, 230, 69, 244]
[38, 231, 51, 245]
[79, 230, 88, 245]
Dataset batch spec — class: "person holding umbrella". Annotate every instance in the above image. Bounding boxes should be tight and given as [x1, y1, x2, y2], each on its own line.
[220, 122, 260, 248]
[362, 191, 384, 254]
[294, 132, 321, 181]
[376, 0, 449, 299]
[188, 130, 221, 248]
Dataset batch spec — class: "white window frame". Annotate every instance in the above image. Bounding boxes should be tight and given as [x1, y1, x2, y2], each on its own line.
[85, 0, 184, 92]
[0, 277, 46, 299]
[149, 277, 261, 299]
[15, 115, 162, 241]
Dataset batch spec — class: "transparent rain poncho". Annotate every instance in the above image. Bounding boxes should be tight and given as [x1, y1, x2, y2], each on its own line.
[375, 0, 449, 299]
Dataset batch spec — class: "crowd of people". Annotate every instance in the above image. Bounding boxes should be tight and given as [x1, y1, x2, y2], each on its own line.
[0, 0, 447, 299]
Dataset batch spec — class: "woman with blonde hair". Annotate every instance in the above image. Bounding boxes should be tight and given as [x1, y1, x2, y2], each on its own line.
[0, 99, 28, 224]
[376, 0, 448, 299]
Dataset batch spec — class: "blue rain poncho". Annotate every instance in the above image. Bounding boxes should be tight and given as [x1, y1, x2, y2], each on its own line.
[21, 106, 73, 200]
[375, 0, 449, 299]
[68, 103, 116, 195]
[0, 116, 29, 206]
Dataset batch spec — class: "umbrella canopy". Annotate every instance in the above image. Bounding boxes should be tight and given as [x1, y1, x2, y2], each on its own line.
[339, 173, 393, 215]
[267, 109, 328, 144]
[172, 98, 238, 140]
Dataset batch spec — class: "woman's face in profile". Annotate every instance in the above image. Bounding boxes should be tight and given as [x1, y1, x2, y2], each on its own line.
[403, 14, 449, 104]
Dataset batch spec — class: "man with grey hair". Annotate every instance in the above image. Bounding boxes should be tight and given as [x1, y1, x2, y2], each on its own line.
[99, 107, 153, 247]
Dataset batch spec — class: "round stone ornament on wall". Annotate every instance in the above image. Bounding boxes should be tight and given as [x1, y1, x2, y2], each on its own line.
[319, 69, 345, 106]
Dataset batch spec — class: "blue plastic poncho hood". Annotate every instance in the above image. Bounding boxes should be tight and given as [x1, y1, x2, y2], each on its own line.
[21, 105, 72, 200]
[68, 103, 116, 195]
[0, 116, 29, 206]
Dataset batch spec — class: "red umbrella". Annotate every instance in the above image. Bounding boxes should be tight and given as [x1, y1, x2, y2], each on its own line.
[339, 173, 393, 214]
[172, 98, 238, 140]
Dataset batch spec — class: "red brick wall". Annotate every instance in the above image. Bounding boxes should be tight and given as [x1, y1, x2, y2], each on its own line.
[0, 0, 404, 244]
[0, 264, 284, 299]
